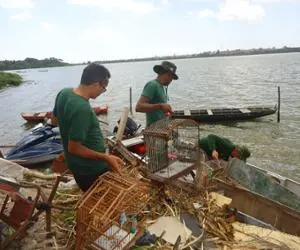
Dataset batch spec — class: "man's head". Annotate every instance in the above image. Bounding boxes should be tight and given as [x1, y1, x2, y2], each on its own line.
[236, 145, 251, 161]
[80, 63, 110, 99]
[153, 61, 178, 85]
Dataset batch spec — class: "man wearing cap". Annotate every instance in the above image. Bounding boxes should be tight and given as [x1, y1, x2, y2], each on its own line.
[136, 61, 178, 127]
[52, 63, 124, 192]
[199, 134, 251, 162]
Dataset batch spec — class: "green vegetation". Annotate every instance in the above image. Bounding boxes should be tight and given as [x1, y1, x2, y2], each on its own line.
[0, 72, 22, 89]
[0, 57, 70, 71]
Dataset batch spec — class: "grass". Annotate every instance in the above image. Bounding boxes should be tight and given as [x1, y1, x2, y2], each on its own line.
[0, 71, 22, 89]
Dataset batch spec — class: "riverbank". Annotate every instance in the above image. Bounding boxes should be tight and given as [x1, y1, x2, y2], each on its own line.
[0, 72, 22, 89]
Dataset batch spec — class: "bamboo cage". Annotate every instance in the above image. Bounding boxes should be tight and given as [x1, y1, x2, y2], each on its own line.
[75, 172, 150, 250]
[143, 118, 200, 181]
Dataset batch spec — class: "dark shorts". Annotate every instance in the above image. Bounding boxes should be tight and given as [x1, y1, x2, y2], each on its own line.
[73, 168, 108, 192]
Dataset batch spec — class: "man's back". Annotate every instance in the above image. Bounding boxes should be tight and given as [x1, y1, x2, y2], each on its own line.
[142, 80, 167, 126]
[199, 134, 235, 161]
[54, 88, 108, 175]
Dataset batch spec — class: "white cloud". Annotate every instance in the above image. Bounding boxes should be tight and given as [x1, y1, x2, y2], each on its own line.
[80, 22, 120, 42]
[218, 0, 265, 21]
[40, 22, 56, 32]
[0, 0, 34, 9]
[198, 0, 265, 22]
[198, 9, 215, 18]
[10, 11, 32, 21]
[251, 0, 285, 3]
[67, 0, 157, 14]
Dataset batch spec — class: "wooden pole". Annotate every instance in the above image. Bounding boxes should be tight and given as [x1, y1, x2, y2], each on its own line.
[129, 87, 133, 115]
[277, 86, 281, 123]
[115, 107, 129, 141]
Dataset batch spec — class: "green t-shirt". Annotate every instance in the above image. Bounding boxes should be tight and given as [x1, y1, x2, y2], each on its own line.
[198, 134, 235, 161]
[53, 88, 109, 175]
[142, 80, 168, 127]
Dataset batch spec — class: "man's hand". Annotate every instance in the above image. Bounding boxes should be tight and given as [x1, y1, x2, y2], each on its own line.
[160, 103, 173, 114]
[105, 155, 125, 174]
[212, 150, 219, 160]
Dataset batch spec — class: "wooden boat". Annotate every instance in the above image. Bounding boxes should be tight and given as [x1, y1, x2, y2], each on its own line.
[106, 134, 300, 236]
[21, 105, 108, 123]
[172, 105, 277, 123]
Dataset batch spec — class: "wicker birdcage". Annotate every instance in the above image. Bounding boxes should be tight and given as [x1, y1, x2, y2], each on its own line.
[143, 118, 200, 181]
[75, 172, 150, 250]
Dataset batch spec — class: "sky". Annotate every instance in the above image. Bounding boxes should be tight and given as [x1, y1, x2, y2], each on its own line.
[0, 0, 300, 63]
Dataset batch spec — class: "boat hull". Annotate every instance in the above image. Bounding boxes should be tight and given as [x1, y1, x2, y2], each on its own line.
[21, 105, 108, 123]
[172, 106, 277, 123]
[213, 178, 300, 236]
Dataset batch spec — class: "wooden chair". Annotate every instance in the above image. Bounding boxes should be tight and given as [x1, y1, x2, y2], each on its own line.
[0, 175, 68, 249]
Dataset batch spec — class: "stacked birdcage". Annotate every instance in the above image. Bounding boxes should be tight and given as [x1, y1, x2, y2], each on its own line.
[143, 118, 200, 181]
[75, 172, 150, 250]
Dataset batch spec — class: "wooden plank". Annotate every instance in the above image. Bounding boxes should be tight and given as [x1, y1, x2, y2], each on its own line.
[207, 109, 213, 115]
[154, 162, 196, 181]
[184, 110, 191, 116]
[239, 108, 251, 113]
[115, 107, 129, 141]
[106, 135, 144, 148]
[122, 135, 144, 148]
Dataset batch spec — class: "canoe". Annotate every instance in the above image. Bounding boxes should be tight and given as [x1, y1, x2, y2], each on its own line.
[21, 105, 108, 123]
[172, 105, 277, 123]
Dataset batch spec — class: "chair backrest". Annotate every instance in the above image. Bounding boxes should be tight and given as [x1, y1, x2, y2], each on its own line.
[1, 196, 34, 229]
[0, 175, 20, 192]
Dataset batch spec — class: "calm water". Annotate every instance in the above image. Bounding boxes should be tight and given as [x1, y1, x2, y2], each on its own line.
[1, 53, 300, 181]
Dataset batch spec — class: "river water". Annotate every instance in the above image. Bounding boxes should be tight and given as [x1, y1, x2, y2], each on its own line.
[1, 53, 300, 181]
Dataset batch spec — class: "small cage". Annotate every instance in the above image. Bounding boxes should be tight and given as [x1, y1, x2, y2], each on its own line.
[143, 118, 200, 181]
[75, 172, 150, 250]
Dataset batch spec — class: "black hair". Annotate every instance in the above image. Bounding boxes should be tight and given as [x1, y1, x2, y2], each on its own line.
[80, 63, 111, 85]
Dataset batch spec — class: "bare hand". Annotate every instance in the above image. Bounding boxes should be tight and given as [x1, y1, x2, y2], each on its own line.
[105, 155, 125, 174]
[212, 150, 219, 160]
[160, 104, 173, 114]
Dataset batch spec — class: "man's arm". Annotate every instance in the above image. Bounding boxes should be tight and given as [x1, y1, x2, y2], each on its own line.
[206, 134, 219, 159]
[68, 140, 124, 174]
[68, 140, 108, 160]
[136, 96, 172, 113]
[50, 113, 58, 126]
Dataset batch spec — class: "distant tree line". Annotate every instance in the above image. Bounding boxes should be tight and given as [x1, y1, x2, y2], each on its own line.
[1, 46, 300, 70]
[95, 46, 300, 64]
[0, 57, 69, 70]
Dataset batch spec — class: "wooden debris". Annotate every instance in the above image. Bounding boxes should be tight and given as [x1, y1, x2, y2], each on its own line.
[232, 221, 300, 249]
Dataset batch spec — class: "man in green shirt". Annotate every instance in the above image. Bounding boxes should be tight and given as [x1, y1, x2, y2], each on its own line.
[136, 61, 178, 127]
[52, 63, 124, 191]
[199, 134, 251, 162]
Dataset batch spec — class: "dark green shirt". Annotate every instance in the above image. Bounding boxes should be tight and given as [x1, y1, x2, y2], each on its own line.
[198, 134, 235, 161]
[53, 88, 108, 175]
[141, 80, 168, 127]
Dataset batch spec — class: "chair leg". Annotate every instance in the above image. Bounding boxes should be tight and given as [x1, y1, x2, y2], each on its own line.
[1, 220, 31, 250]
[46, 210, 52, 233]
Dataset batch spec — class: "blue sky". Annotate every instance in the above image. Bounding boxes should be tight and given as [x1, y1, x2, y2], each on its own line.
[0, 0, 299, 63]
